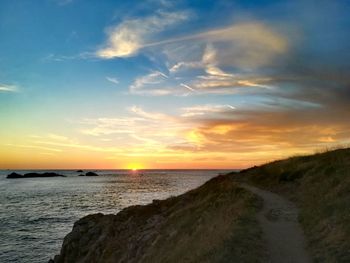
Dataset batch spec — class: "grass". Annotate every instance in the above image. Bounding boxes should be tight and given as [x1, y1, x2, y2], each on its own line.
[141, 176, 266, 263]
[55, 175, 267, 263]
[230, 148, 350, 262]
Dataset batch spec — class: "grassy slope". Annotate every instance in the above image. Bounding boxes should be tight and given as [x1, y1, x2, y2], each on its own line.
[55, 175, 266, 263]
[230, 148, 350, 262]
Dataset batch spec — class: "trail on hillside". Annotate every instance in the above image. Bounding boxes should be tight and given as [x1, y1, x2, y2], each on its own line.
[240, 183, 311, 263]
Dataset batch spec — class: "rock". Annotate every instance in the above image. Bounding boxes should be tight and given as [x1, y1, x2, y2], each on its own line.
[76, 170, 83, 173]
[48, 255, 60, 263]
[6, 172, 23, 179]
[85, 172, 99, 176]
[50, 175, 263, 263]
[23, 172, 65, 178]
[7, 172, 65, 179]
[78, 174, 85, 176]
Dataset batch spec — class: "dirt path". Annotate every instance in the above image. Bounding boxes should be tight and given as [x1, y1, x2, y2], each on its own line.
[240, 183, 311, 263]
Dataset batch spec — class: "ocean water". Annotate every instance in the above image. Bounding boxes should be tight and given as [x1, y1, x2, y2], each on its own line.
[0, 169, 231, 262]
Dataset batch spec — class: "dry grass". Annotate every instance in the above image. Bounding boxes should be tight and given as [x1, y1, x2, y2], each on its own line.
[230, 148, 350, 262]
[55, 175, 266, 263]
[142, 176, 266, 263]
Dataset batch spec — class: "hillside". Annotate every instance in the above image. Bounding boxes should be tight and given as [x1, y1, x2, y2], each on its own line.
[51, 175, 266, 263]
[230, 148, 350, 262]
[51, 148, 350, 262]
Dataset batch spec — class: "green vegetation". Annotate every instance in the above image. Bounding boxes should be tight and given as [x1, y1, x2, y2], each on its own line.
[54, 175, 266, 263]
[230, 148, 350, 262]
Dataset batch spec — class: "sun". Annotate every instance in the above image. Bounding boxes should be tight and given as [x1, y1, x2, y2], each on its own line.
[126, 163, 144, 171]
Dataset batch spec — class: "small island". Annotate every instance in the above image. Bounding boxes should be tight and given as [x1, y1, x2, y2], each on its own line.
[78, 171, 99, 177]
[7, 172, 66, 179]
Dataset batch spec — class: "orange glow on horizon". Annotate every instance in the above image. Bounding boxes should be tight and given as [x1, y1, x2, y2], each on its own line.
[0, 127, 346, 170]
[126, 163, 145, 171]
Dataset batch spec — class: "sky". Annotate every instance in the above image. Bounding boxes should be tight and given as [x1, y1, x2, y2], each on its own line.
[1, 0, 350, 169]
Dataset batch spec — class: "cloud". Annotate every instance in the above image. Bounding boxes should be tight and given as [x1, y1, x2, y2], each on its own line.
[181, 104, 235, 117]
[6, 143, 62, 152]
[169, 61, 202, 73]
[43, 52, 94, 62]
[202, 22, 288, 68]
[79, 106, 195, 155]
[0, 84, 18, 93]
[168, 102, 350, 164]
[97, 9, 288, 64]
[190, 75, 275, 92]
[146, 21, 289, 68]
[127, 21, 286, 96]
[96, 11, 189, 58]
[106, 76, 119, 85]
[129, 70, 177, 95]
[129, 65, 275, 96]
[129, 105, 173, 121]
[27, 133, 124, 153]
[180, 83, 196, 93]
[75, 97, 350, 167]
[98, 8, 290, 97]
[63, 80, 350, 166]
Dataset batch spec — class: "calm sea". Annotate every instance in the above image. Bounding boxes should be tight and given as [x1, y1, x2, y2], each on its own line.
[0, 169, 233, 262]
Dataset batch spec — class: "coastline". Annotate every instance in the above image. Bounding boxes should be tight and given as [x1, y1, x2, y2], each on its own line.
[0, 170, 218, 262]
[50, 175, 265, 262]
[51, 148, 350, 262]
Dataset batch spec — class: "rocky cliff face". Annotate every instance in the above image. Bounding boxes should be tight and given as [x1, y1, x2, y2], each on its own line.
[51, 175, 265, 263]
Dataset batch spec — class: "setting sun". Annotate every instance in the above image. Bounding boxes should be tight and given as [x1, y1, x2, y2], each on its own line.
[126, 163, 144, 171]
[1, 1, 349, 262]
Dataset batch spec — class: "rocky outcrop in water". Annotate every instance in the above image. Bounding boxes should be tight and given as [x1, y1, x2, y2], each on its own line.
[7, 172, 23, 178]
[85, 172, 99, 176]
[50, 175, 265, 263]
[78, 171, 99, 176]
[7, 172, 65, 179]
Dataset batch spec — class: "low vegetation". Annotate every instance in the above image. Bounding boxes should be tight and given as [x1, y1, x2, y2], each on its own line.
[53, 175, 266, 263]
[230, 148, 350, 262]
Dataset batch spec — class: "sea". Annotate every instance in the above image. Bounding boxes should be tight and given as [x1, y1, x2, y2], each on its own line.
[0, 169, 233, 262]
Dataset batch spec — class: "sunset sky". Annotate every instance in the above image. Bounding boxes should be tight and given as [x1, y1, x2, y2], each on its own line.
[1, 0, 349, 169]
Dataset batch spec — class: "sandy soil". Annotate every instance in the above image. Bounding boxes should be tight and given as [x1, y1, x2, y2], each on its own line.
[240, 183, 311, 263]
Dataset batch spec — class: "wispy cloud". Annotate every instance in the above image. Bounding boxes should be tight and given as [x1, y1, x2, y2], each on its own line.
[6, 143, 62, 152]
[148, 22, 288, 67]
[106, 76, 119, 85]
[43, 52, 94, 62]
[129, 105, 173, 121]
[129, 65, 275, 96]
[97, 11, 189, 58]
[181, 104, 235, 117]
[24, 133, 124, 153]
[125, 20, 286, 96]
[0, 84, 19, 93]
[180, 83, 196, 93]
[129, 70, 174, 95]
[168, 102, 350, 165]
[79, 106, 193, 152]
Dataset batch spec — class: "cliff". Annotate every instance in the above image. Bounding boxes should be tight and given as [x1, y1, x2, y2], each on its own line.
[52, 148, 350, 262]
[51, 175, 265, 263]
[230, 147, 350, 262]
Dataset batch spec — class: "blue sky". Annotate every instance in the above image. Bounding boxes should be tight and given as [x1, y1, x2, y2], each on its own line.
[1, 0, 350, 169]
